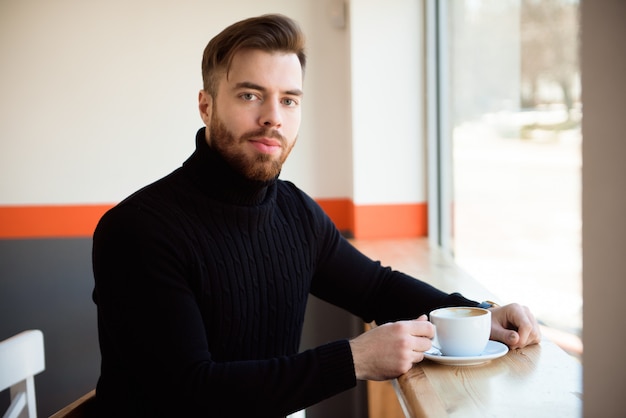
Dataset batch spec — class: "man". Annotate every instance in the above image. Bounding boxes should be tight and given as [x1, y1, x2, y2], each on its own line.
[92, 14, 541, 417]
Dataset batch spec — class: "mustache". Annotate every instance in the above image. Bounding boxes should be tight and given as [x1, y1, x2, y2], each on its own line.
[240, 128, 286, 144]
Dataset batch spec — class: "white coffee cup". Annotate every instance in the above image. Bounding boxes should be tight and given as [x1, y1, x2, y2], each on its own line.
[429, 306, 491, 357]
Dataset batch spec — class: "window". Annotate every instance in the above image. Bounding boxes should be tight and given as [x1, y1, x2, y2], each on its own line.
[428, 0, 582, 338]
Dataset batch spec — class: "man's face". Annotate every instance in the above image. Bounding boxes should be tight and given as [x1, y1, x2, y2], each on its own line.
[198, 49, 303, 181]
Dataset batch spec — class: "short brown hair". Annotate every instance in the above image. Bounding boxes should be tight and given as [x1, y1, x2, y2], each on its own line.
[201, 14, 307, 95]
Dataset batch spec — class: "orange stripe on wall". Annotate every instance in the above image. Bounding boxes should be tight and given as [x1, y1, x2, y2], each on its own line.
[353, 203, 428, 239]
[0, 201, 428, 240]
[316, 199, 427, 239]
[0, 205, 113, 239]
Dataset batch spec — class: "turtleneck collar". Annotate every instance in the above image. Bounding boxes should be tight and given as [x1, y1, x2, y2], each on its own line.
[182, 127, 278, 206]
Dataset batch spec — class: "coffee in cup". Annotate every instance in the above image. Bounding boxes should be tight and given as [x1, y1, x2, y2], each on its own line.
[429, 306, 491, 357]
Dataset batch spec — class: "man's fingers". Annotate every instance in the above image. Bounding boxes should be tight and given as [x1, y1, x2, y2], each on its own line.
[407, 318, 435, 339]
[491, 303, 542, 349]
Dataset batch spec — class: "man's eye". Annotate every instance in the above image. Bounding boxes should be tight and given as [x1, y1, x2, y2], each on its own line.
[282, 98, 298, 106]
[241, 93, 257, 101]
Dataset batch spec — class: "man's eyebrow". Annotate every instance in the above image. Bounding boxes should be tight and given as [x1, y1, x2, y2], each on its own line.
[286, 88, 304, 97]
[234, 81, 265, 91]
[234, 81, 303, 97]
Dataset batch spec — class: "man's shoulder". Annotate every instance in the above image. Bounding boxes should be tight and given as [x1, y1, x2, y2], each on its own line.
[119, 167, 187, 206]
[97, 168, 188, 227]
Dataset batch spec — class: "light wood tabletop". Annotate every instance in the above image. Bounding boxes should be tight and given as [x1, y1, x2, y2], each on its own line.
[394, 338, 581, 417]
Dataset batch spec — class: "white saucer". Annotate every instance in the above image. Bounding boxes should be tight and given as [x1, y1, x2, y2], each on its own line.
[424, 340, 509, 366]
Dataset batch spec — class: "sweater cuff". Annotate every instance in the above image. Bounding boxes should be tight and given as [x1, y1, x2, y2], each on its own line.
[442, 292, 480, 308]
[316, 340, 357, 396]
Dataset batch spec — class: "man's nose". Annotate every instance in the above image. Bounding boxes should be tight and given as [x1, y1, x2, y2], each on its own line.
[259, 100, 282, 128]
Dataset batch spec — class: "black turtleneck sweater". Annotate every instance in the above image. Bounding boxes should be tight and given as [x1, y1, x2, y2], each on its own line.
[92, 128, 477, 417]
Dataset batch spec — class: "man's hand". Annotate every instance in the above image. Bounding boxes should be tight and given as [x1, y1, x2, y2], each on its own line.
[349, 315, 434, 381]
[489, 303, 542, 349]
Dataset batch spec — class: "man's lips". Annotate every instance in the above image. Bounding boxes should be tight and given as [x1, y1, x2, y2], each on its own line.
[249, 137, 282, 154]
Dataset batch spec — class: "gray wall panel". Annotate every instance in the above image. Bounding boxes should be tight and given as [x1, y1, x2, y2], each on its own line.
[0, 238, 99, 416]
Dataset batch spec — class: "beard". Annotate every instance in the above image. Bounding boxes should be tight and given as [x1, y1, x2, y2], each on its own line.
[208, 110, 296, 182]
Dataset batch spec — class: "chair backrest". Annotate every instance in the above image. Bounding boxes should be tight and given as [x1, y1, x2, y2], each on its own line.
[0, 330, 45, 418]
[48, 390, 96, 418]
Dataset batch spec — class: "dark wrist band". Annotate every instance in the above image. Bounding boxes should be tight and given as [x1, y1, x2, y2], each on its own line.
[477, 300, 499, 309]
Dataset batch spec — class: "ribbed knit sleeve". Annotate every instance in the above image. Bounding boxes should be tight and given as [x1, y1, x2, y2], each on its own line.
[310, 234, 479, 324]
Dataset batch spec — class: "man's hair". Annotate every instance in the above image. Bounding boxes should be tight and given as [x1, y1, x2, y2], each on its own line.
[201, 14, 306, 95]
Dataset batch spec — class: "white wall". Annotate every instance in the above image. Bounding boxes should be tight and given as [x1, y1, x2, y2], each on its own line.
[1, 0, 426, 208]
[350, 0, 426, 205]
[0, 0, 363, 205]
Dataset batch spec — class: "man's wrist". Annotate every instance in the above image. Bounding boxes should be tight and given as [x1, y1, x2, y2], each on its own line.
[477, 300, 499, 309]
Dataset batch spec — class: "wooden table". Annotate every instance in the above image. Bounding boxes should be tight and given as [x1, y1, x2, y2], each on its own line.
[351, 238, 583, 418]
[393, 339, 581, 417]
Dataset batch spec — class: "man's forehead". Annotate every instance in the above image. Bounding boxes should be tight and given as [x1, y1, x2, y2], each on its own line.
[225, 49, 303, 85]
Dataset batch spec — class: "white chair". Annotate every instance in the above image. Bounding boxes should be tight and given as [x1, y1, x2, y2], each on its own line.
[0, 330, 45, 418]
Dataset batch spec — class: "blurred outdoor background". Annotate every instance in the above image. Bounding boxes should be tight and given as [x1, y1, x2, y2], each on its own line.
[446, 0, 581, 338]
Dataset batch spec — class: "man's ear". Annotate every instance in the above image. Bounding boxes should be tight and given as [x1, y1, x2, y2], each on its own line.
[198, 90, 213, 126]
